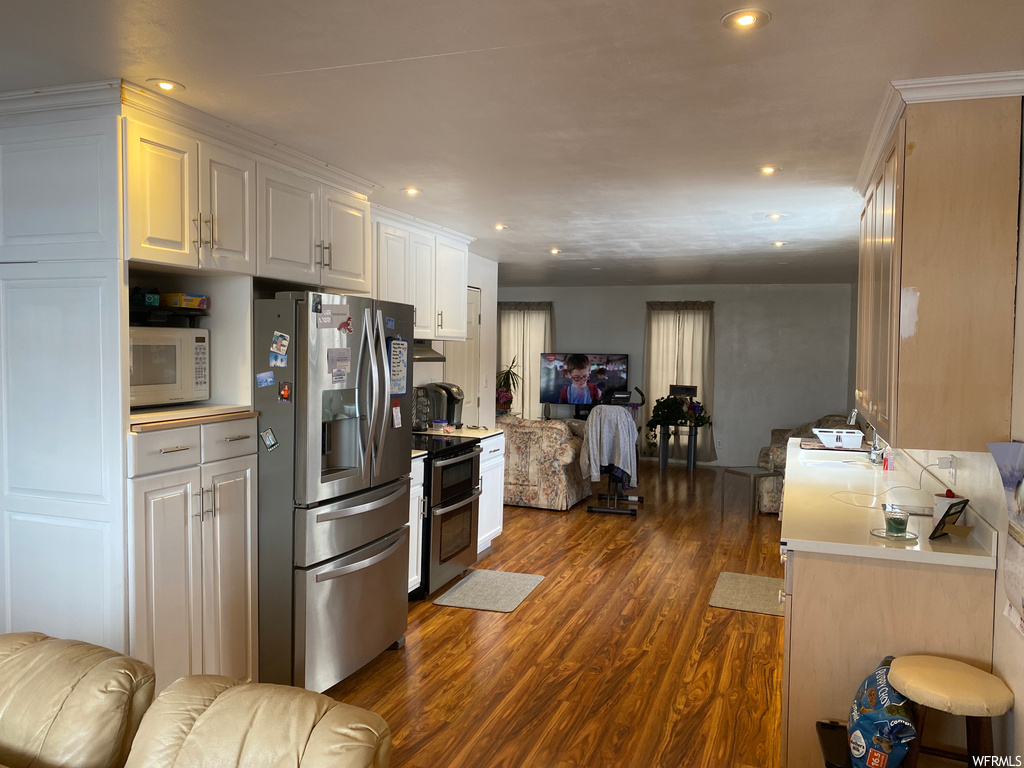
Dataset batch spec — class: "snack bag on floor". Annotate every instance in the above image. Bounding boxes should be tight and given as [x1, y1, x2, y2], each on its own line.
[848, 656, 917, 768]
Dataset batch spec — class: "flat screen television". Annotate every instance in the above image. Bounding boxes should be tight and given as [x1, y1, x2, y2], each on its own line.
[539, 353, 628, 405]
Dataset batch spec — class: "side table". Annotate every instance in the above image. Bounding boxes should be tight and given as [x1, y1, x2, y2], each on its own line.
[722, 466, 782, 520]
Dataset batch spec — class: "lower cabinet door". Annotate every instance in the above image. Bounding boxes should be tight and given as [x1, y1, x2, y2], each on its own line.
[130, 467, 203, 693]
[478, 435, 506, 552]
[201, 454, 257, 682]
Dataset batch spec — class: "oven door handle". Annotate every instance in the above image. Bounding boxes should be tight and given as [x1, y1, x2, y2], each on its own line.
[433, 487, 482, 517]
[314, 534, 406, 582]
[432, 446, 483, 468]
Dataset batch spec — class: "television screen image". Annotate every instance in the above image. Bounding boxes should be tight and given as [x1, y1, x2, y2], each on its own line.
[539, 353, 628, 405]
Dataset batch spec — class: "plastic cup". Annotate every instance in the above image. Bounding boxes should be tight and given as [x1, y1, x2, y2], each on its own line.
[884, 507, 909, 536]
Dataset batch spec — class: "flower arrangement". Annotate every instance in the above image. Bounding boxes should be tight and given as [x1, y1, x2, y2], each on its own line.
[645, 396, 711, 449]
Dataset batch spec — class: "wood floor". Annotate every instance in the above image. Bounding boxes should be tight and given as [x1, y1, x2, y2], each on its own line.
[328, 461, 786, 768]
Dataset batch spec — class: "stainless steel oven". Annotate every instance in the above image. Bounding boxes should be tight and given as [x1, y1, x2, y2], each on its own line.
[412, 435, 482, 597]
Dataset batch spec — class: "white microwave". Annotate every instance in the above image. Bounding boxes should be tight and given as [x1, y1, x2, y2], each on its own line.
[129, 326, 210, 407]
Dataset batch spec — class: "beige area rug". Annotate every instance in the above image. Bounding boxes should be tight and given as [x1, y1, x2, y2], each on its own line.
[434, 569, 544, 613]
[709, 572, 785, 617]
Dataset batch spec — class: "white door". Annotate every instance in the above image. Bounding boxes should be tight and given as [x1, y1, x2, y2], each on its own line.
[200, 454, 257, 682]
[125, 120, 199, 269]
[434, 235, 468, 340]
[130, 467, 203, 693]
[199, 142, 256, 275]
[377, 222, 412, 303]
[256, 163, 319, 283]
[411, 231, 436, 339]
[320, 185, 371, 293]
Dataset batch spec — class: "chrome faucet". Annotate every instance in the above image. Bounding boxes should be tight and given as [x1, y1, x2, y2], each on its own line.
[868, 426, 884, 465]
[847, 409, 858, 426]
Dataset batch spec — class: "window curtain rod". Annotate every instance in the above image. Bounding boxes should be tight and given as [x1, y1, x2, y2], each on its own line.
[498, 301, 555, 312]
[646, 301, 715, 311]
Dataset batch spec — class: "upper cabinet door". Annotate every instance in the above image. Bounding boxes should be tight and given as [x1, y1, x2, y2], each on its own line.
[377, 223, 412, 304]
[199, 142, 256, 275]
[434, 235, 468, 340]
[320, 185, 371, 294]
[125, 120, 200, 269]
[411, 231, 436, 339]
[256, 163, 319, 283]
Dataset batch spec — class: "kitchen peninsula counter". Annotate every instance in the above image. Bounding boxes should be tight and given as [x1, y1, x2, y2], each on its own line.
[779, 438, 997, 768]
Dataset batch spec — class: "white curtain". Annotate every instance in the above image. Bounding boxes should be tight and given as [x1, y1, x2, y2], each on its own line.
[498, 302, 554, 420]
[642, 301, 717, 462]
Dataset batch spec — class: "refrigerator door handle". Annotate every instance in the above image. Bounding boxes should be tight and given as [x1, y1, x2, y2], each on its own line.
[362, 307, 378, 480]
[373, 309, 391, 475]
[314, 532, 406, 582]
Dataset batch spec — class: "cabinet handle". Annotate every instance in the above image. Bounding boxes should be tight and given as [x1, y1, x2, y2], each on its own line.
[191, 217, 200, 252]
[159, 445, 192, 454]
[314, 241, 323, 266]
[420, 497, 427, 519]
[193, 491, 203, 520]
[223, 435, 251, 442]
[489, 448, 500, 454]
[202, 216, 213, 247]
[778, 589, 786, 605]
[323, 241, 332, 269]
[438, 310, 444, 328]
[203, 487, 214, 517]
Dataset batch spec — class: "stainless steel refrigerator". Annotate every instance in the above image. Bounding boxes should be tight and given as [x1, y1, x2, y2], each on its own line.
[254, 291, 413, 692]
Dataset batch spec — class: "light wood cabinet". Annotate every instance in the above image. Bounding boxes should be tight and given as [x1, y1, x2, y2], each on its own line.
[856, 97, 1021, 451]
[257, 164, 371, 292]
[125, 120, 256, 274]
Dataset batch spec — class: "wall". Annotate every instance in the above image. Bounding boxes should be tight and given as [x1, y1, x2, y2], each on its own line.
[498, 283, 853, 466]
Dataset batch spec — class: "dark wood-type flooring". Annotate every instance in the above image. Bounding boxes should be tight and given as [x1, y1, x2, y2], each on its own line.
[329, 461, 785, 768]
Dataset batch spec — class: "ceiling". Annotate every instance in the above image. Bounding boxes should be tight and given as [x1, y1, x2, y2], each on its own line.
[2, 1, 1023, 287]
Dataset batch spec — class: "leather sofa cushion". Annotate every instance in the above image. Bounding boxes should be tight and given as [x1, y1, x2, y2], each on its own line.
[125, 675, 392, 768]
[0, 632, 155, 768]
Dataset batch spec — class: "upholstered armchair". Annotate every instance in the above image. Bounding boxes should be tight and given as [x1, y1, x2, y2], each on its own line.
[499, 415, 591, 510]
[0, 632, 155, 768]
[756, 414, 851, 516]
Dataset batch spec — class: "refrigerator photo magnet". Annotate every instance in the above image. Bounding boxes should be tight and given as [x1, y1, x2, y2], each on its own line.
[278, 381, 292, 403]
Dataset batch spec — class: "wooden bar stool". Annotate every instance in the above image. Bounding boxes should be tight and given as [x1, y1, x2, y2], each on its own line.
[889, 655, 1013, 765]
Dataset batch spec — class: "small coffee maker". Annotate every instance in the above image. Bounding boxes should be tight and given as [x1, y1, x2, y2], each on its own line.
[434, 382, 465, 428]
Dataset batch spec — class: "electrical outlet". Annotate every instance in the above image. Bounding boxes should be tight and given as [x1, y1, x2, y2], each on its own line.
[938, 454, 957, 483]
[716, 439, 723, 449]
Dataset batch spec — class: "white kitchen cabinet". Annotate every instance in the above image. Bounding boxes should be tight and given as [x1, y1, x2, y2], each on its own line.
[128, 416, 258, 693]
[434, 234, 469, 341]
[125, 119, 256, 274]
[408, 456, 426, 592]
[478, 433, 505, 553]
[411, 231, 437, 339]
[257, 164, 371, 292]
[377, 222, 413, 306]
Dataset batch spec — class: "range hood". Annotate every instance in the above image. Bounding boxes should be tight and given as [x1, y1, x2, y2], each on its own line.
[412, 339, 446, 363]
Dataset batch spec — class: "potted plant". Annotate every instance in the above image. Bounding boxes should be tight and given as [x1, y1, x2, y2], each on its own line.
[496, 356, 521, 412]
[645, 396, 711, 468]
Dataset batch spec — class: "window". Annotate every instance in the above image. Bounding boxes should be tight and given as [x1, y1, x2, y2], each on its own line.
[643, 301, 717, 462]
[497, 302, 554, 419]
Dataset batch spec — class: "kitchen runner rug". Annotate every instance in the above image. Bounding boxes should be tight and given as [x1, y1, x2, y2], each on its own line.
[709, 572, 784, 617]
[434, 569, 544, 613]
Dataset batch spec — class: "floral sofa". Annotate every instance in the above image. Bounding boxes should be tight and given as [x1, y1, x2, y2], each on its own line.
[498, 415, 591, 510]
[756, 413, 851, 516]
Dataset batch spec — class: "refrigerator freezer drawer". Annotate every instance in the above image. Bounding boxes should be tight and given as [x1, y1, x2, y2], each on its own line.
[294, 478, 410, 567]
[293, 526, 409, 692]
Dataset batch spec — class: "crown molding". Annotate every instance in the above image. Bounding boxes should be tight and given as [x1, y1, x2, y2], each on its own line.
[0, 80, 121, 116]
[855, 70, 1024, 196]
[893, 70, 1024, 103]
[854, 84, 905, 196]
[120, 80, 380, 197]
[370, 203, 475, 244]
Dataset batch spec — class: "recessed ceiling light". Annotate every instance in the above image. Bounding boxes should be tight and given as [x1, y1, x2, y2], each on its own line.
[758, 165, 781, 175]
[766, 212, 786, 220]
[146, 78, 185, 92]
[550, 248, 560, 255]
[721, 8, 772, 30]
[401, 187, 421, 196]
[772, 241, 787, 247]
[591, 267, 601, 271]
[494, 223, 508, 231]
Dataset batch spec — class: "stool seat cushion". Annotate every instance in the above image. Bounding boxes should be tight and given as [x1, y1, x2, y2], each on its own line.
[889, 655, 1013, 717]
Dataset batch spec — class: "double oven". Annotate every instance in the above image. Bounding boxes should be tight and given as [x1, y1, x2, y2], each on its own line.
[411, 433, 482, 598]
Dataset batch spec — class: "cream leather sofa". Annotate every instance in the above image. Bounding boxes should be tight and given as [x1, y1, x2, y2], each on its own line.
[0, 633, 392, 768]
[126, 675, 392, 768]
[0, 632, 155, 768]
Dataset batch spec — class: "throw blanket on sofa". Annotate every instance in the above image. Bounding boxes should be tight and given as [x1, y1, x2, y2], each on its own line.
[580, 406, 638, 488]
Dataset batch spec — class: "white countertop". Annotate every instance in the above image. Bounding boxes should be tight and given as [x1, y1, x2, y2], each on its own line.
[780, 438, 996, 569]
[415, 426, 504, 439]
